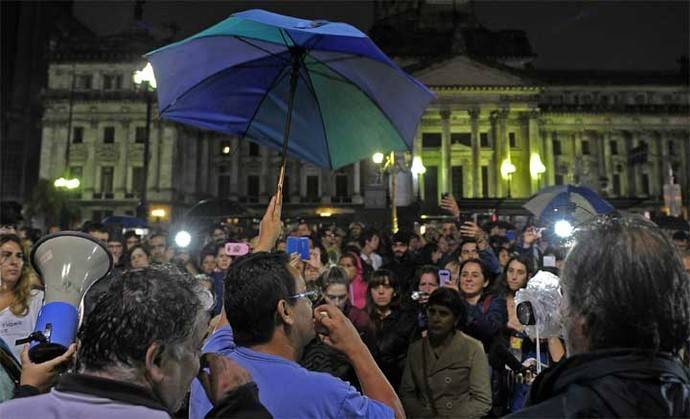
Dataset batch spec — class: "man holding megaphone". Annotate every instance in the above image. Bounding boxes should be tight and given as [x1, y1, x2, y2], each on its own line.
[1, 266, 271, 418]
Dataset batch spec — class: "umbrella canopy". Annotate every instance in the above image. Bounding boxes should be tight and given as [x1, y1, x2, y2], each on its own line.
[524, 185, 615, 222]
[146, 9, 434, 170]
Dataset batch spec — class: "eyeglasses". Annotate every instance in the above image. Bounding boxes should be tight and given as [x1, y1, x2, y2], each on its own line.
[288, 289, 321, 304]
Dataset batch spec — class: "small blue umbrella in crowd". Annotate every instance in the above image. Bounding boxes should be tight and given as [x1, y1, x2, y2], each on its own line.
[145, 9, 434, 196]
[524, 185, 616, 236]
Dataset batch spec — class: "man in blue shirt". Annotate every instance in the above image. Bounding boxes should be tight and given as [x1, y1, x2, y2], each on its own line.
[190, 194, 404, 419]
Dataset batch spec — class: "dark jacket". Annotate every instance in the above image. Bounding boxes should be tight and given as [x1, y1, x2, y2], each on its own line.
[507, 349, 690, 418]
[381, 253, 418, 297]
[371, 308, 417, 390]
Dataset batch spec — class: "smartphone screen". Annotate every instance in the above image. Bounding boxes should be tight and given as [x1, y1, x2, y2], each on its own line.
[286, 236, 310, 261]
[438, 269, 451, 287]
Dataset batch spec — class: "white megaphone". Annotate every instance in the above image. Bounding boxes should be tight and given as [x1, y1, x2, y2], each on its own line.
[19, 232, 112, 363]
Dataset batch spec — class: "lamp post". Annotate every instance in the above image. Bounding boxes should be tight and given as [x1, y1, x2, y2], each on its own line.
[500, 158, 516, 198]
[372, 151, 399, 233]
[410, 155, 426, 202]
[133, 63, 157, 221]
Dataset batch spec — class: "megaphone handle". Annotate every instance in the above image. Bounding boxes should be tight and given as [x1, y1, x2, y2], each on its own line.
[15, 331, 48, 345]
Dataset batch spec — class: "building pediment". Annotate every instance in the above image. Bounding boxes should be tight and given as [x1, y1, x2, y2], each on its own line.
[414, 55, 534, 88]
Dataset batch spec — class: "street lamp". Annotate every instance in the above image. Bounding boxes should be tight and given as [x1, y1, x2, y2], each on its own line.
[372, 152, 384, 164]
[410, 155, 426, 201]
[133, 62, 157, 221]
[372, 151, 399, 233]
[500, 158, 517, 198]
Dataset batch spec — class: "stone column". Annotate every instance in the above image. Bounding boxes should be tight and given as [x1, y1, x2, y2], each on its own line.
[545, 131, 556, 186]
[299, 163, 307, 201]
[490, 111, 501, 196]
[290, 159, 300, 203]
[440, 110, 451, 195]
[469, 108, 480, 197]
[352, 160, 363, 204]
[572, 131, 582, 185]
[657, 131, 669, 195]
[527, 110, 540, 194]
[625, 131, 637, 196]
[39, 125, 53, 180]
[320, 167, 332, 204]
[230, 137, 240, 199]
[652, 131, 663, 197]
[116, 121, 129, 197]
[259, 147, 269, 202]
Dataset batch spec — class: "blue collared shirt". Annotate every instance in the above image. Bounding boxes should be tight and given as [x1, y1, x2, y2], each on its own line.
[189, 326, 393, 419]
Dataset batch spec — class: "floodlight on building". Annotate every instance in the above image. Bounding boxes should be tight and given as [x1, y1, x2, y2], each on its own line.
[500, 159, 516, 180]
[54, 177, 80, 190]
[530, 154, 546, 179]
[222, 146, 231, 155]
[411, 156, 427, 175]
[372, 152, 384, 164]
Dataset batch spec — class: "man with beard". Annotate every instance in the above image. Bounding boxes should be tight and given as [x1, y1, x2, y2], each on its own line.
[382, 231, 418, 297]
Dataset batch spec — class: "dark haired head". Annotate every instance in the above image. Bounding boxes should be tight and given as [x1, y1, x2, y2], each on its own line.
[318, 266, 349, 291]
[81, 221, 107, 234]
[224, 252, 297, 346]
[78, 266, 211, 372]
[414, 265, 440, 289]
[392, 231, 411, 245]
[428, 287, 466, 326]
[459, 258, 493, 294]
[358, 228, 379, 249]
[562, 215, 690, 354]
[493, 254, 534, 297]
[366, 269, 401, 316]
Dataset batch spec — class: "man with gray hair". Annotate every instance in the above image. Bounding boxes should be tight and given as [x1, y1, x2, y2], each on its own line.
[508, 215, 690, 417]
[0, 266, 263, 418]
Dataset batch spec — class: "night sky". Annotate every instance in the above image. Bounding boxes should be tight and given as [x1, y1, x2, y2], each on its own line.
[74, 0, 689, 71]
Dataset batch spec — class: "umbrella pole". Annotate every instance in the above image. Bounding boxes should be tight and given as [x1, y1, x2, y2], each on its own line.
[275, 53, 302, 207]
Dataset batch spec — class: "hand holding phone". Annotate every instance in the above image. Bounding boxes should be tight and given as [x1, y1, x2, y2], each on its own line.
[225, 242, 250, 257]
[286, 236, 310, 261]
[438, 269, 451, 287]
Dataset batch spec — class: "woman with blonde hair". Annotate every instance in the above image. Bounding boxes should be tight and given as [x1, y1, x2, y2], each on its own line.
[0, 234, 43, 362]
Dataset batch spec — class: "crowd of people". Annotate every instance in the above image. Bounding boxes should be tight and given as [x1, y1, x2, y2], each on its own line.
[0, 192, 689, 418]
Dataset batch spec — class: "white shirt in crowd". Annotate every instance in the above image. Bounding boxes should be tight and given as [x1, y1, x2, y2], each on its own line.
[0, 290, 43, 361]
[360, 252, 383, 271]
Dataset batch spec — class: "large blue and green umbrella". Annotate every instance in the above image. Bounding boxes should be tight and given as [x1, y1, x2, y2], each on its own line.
[146, 9, 434, 192]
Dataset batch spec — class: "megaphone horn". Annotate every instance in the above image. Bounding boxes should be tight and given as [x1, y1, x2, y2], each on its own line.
[22, 232, 112, 363]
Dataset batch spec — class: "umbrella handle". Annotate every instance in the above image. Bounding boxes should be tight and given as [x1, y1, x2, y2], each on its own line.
[273, 51, 303, 211]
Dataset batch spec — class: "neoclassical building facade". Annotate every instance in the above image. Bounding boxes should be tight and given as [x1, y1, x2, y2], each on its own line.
[412, 57, 689, 211]
[37, 7, 689, 224]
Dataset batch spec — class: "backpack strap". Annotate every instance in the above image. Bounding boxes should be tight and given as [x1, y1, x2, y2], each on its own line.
[482, 294, 494, 315]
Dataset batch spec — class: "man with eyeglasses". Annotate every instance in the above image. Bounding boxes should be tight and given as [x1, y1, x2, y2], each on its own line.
[190, 195, 404, 419]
